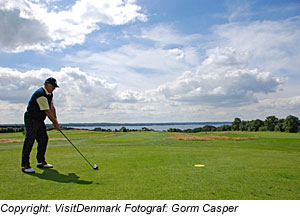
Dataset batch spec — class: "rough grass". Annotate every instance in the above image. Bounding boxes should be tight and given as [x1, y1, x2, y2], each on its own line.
[0, 130, 299, 200]
[0, 138, 67, 143]
[168, 132, 259, 141]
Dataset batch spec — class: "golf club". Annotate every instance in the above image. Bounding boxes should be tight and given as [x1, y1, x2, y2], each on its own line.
[59, 130, 98, 170]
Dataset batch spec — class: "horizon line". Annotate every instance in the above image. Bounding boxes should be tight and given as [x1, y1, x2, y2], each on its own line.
[0, 121, 232, 126]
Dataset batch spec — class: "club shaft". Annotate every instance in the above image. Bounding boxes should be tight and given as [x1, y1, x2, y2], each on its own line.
[59, 130, 94, 168]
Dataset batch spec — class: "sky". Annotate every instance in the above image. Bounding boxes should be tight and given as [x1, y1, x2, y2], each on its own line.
[0, 0, 300, 123]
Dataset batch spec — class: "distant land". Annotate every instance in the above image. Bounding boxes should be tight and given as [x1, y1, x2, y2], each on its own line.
[0, 122, 231, 127]
[0, 122, 232, 132]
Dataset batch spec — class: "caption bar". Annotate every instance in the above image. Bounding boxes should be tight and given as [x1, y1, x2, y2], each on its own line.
[1, 202, 239, 215]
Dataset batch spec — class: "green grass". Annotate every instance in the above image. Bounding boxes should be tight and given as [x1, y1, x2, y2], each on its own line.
[0, 130, 300, 200]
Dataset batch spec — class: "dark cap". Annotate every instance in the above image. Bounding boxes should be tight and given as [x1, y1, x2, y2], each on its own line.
[45, 77, 59, 88]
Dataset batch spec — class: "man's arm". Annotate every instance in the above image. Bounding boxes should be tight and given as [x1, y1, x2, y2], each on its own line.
[45, 109, 60, 131]
[50, 101, 57, 119]
[36, 97, 60, 130]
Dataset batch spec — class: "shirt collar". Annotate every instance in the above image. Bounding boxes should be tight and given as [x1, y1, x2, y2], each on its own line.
[43, 86, 51, 95]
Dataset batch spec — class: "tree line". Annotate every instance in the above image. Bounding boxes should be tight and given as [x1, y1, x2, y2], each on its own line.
[231, 115, 299, 133]
[0, 115, 299, 133]
[168, 115, 299, 133]
[0, 126, 24, 133]
[167, 115, 299, 133]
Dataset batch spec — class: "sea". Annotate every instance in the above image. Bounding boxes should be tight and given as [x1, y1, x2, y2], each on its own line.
[64, 122, 232, 131]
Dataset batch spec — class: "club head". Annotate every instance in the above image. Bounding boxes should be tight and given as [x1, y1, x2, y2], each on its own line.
[93, 164, 98, 170]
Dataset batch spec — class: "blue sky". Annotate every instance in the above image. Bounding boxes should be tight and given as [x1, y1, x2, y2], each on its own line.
[0, 0, 300, 123]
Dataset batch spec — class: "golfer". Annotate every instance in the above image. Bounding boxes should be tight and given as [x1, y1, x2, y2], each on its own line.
[21, 77, 60, 173]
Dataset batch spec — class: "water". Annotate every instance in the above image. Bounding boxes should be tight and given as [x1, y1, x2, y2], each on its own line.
[66, 122, 231, 131]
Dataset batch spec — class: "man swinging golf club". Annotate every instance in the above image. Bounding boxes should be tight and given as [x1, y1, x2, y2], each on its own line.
[21, 77, 60, 173]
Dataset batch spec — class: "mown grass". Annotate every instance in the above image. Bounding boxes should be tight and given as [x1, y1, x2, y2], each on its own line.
[0, 130, 299, 200]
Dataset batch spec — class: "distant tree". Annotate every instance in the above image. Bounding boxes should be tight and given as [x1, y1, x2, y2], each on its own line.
[248, 119, 264, 131]
[216, 125, 232, 131]
[202, 125, 217, 132]
[1, 127, 12, 133]
[264, 116, 278, 131]
[239, 120, 249, 131]
[120, 127, 127, 132]
[0, 126, 24, 133]
[167, 128, 182, 132]
[232, 118, 241, 131]
[93, 127, 112, 132]
[274, 119, 285, 132]
[94, 127, 103, 131]
[183, 129, 193, 133]
[192, 127, 202, 133]
[141, 127, 153, 131]
[283, 115, 299, 133]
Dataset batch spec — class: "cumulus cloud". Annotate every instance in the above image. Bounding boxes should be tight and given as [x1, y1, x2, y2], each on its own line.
[0, 62, 292, 123]
[257, 96, 300, 112]
[0, 9, 52, 52]
[233, 95, 300, 120]
[0, 67, 47, 103]
[0, 67, 156, 117]
[0, 67, 119, 120]
[155, 47, 283, 106]
[211, 16, 300, 76]
[118, 90, 144, 103]
[0, 0, 147, 52]
[0, 100, 26, 123]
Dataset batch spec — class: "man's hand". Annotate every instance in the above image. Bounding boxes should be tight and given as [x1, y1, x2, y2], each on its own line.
[53, 121, 61, 131]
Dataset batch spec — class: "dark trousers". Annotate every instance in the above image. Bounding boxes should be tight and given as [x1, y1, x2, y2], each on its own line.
[21, 115, 48, 167]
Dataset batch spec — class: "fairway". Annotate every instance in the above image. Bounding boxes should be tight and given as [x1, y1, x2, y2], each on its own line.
[0, 130, 300, 200]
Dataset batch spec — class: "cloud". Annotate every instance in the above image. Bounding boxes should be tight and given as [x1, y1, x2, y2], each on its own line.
[0, 100, 26, 124]
[118, 90, 144, 103]
[211, 16, 300, 76]
[63, 23, 205, 93]
[64, 44, 197, 92]
[155, 47, 283, 106]
[0, 67, 47, 103]
[1, 8, 299, 123]
[0, 66, 163, 122]
[257, 96, 300, 112]
[0, 67, 119, 122]
[233, 95, 300, 120]
[0, 9, 52, 52]
[168, 48, 185, 60]
[140, 23, 201, 46]
[0, 61, 293, 123]
[0, 0, 147, 52]
[225, 0, 253, 22]
[63, 20, 291, 111]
